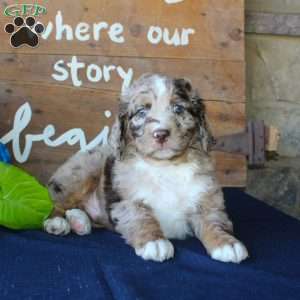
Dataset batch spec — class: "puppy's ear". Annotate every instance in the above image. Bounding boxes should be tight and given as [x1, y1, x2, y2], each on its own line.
[174, 78, 214, 152]
[108, 102, 128, 159]
[198, 113, 215, 153]
[173, 78, 192, 100]
[190, 91, 215, 153]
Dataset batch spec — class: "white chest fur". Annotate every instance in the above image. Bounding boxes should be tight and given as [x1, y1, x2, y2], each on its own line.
[116, 158, 215, 239]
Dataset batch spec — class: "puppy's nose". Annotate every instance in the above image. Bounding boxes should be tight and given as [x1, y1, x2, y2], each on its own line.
[153, 129, 170, 144]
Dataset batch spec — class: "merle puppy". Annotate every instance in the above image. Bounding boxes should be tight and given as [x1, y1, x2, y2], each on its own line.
[44, 74, 248, 263]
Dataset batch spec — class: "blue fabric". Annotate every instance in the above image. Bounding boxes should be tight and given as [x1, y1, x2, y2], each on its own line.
[1, 189, 300, 300]
[0, 143, 11, 164]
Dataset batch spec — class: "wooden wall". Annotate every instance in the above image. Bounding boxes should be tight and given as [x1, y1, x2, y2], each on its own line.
[0, 0, 246, 186]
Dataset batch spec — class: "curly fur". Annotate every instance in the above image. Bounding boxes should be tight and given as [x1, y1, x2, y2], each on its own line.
[44, 74, 248, 263]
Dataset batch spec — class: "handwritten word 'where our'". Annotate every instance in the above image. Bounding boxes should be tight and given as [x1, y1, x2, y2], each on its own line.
[42, 11, 195, 47]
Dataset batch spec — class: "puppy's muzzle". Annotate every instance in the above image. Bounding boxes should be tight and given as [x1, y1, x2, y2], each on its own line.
[153, 129, 170, 144]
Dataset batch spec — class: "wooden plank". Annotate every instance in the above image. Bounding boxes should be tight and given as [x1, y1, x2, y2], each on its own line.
[0, 81, 246, 186]
[0, 53, 245, 102]
[0, 81, 245, 138]
[205, 101, 245, 136]
[266, 126, 280, 152]
[15, 152, 247, 187]
[0, 0, 244, 61]
[213, 153, 247, 187]
[246, 12, 300, 36]
[246, 0, 300, 14]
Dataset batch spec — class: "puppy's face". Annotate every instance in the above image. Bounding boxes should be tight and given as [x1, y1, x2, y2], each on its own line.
[119, 74, 208, 160]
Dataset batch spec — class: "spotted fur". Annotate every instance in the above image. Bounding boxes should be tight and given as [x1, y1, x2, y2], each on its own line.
[44, 74, 248, 263]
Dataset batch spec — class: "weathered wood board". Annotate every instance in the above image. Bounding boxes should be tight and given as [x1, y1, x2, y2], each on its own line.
[0, 54, 245, 102]
[0, 0, 246, 186]
[0, 0, 244, 60]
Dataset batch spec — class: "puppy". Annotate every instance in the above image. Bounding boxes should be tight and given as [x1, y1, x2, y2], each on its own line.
[44, 74, 248, 263]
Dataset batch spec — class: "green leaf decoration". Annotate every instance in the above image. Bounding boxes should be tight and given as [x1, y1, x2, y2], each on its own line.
[0, 162, 54, 229]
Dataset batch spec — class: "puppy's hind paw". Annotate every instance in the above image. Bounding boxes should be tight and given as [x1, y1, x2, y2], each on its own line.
[44, 217, 71, 236]
[135, 239, 174, 262]
[65, 209, 92, 236]
[211, 241, 248, 264]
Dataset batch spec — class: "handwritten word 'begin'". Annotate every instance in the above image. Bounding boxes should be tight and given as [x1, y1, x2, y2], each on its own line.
[0, 103, 111, 163]
[41, 11, 195, 47]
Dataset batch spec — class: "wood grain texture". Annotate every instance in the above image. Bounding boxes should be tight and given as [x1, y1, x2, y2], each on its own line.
[246, 0, 300, 14]
[0, 53, 245, 102]
[246, 12, 300, 36]
[0, 0, 244, 61]
[0, 81, 245, 139]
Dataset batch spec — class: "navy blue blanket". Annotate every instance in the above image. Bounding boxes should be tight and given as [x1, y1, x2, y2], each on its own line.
[1, 189, 300, 300]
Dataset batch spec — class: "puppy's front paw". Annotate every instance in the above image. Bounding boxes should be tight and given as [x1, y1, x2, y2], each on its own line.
[44, 217, 71, 236]
[135, 239, 174, 262]
[211, 241, 248, 263]
[66, 209, 92, 235]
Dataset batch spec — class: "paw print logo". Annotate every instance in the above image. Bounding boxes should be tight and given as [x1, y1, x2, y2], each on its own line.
[4, 16, 44, 48]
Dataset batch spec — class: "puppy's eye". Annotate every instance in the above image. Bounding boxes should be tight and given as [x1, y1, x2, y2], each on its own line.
[135, 107, 148, 118]
[173, 104, 185, 114]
